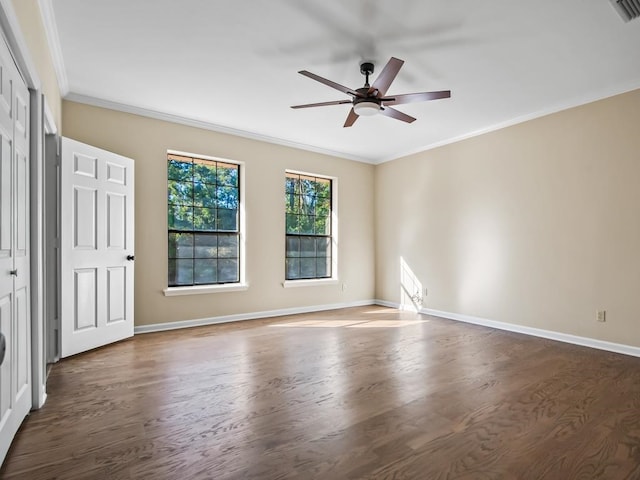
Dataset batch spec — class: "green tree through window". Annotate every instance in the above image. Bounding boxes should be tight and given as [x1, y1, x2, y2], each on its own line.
[168, 153, 240, 286]
[285, 172, 332, 280]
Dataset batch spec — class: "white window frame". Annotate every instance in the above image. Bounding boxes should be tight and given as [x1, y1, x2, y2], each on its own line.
[163, 149, 247, 296]
[283, 169, 338, 288]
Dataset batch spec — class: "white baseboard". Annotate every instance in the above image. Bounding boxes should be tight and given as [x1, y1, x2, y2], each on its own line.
[374, 299, 640, 357]
[373, 299, 398, 309]
[406, 303, 640, 357]
[375, 299, 423, 312]
[136, 299, 640, 358]
[34, 392, 47, 411]
[134, 299, 376, 334]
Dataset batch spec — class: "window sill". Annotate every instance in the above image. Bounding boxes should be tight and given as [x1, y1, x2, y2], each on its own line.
[163, 283, 249, 296]
[282, 278, 338, 288]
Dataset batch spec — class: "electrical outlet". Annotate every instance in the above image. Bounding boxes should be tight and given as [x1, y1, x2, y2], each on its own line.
[597, 310, 606, 323]
[341, 283, 346, 292]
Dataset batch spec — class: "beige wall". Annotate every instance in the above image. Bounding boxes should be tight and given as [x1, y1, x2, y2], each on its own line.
[63, 100, 375, 326]
[9, 0, 640, 350]
[10, 0, 61, 127]
[376, 89, 640, 347]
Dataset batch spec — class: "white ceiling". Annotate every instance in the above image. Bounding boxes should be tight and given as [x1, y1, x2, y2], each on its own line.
[45, 0, 640, 164]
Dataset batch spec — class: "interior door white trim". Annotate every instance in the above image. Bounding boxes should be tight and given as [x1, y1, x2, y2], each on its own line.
[44, 134, 59, 365]
[44, 101, 57, 136]
[29, 92, 46, 409]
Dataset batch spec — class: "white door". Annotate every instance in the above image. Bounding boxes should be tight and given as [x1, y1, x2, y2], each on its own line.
[60, 138, 134, 358]
[0, 35, 31, 464]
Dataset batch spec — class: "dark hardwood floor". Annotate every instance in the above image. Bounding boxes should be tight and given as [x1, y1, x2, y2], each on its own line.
[2, 306, 640, 479]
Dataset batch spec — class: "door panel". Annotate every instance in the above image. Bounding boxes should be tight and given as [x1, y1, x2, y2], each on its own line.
[13, 91, 27, 143]
[0, 133, 10, 254]
[15, 151, 28, 256]
[0, 62, 10, 118]
[106, 161, 125, 184]
[15, 286, 29, 394]
[73, 186, 97, 249]
[61, 138, 134, 358]
[73, 152, 96, 178]
[107, 267, 126, 323]
[74, 268, 97, 331]
[107, 193, 125, 249]
[0, 293, 11, 426]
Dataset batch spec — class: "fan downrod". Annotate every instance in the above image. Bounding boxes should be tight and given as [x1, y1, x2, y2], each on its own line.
[360, 62, 374, 87]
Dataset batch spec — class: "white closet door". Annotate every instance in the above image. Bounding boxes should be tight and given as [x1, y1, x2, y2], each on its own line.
[0, 34, 31, 465]
[60, 138, 135, 358]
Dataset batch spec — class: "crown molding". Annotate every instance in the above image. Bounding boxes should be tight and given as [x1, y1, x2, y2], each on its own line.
[379, 77, 640, 164]
[64, 92, 375, 164]
[37, 0, 69, 95]
[63, 76, 640, 166]
[62, 75, 640, 167]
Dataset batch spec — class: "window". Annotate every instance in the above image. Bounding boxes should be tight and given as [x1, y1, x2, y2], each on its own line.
[285, 172, 333, 280]
[167, 153, 240, 287]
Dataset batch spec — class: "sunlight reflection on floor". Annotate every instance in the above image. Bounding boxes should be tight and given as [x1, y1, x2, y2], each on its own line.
[348, 320, 426, 328]
[269, 319, 428, 328]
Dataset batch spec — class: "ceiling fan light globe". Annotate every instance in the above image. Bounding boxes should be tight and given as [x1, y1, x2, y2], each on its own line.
[353, 101, 380, 116]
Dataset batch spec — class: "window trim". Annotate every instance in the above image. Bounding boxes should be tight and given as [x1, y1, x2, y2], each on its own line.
[283, 169, 338, 286]
[163, 282, 249, 296]
[165, 149, 246, 293]
[282, 278, 338, 288]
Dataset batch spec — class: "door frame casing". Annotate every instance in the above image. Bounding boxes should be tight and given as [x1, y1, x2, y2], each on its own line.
[44, 132, 59, 365]
[0, 0, 56, 410]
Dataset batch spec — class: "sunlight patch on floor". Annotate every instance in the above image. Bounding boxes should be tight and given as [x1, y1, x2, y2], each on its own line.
[361, 308, 403, 314]
[269, 319, 427, 328]
[270, 320, 367, 328]
[347, 320, 426, 328]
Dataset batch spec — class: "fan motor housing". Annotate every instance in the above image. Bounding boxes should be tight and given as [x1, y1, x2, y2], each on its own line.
[354, 94, 380, 106]
[355, 87, 375, 98]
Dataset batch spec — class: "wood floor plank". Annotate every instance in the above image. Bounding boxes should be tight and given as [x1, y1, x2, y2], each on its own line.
[2, 306, 639, 479]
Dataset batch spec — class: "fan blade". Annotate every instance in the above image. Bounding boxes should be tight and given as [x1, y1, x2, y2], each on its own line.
[369, 57, 404, 97]
[299, 71, 363, 97]
[382, 90, 451, 106]
[380, 107, 416, 124]
[291, 100, 352, 109]
[343, 108, 359, 127]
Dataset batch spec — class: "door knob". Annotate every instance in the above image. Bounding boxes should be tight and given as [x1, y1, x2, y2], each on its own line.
[9, 269, 17, 276]
[126, 255, 135, 261]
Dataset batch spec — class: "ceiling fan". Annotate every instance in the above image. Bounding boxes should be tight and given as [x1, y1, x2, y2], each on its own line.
[291, 57, 451, 127]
